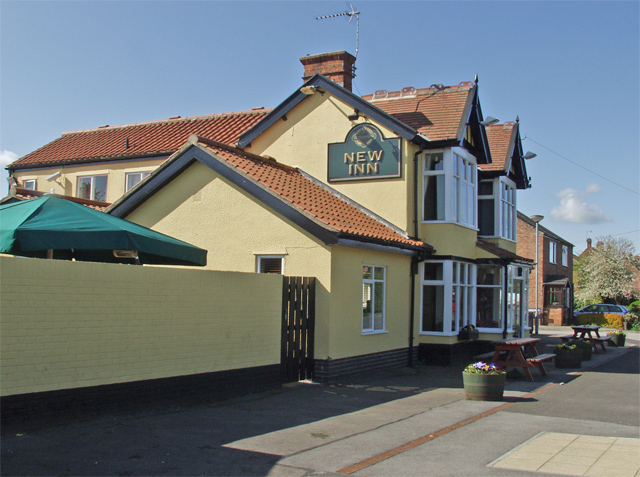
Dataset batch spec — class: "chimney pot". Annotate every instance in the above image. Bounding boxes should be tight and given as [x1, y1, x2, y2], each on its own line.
[300, 51, 356, 92]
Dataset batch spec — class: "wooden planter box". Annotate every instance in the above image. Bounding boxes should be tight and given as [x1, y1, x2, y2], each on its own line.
[462, 372, 505, 401]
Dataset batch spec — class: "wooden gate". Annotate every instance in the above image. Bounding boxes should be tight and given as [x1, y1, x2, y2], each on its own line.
[281, 276, 316, 383]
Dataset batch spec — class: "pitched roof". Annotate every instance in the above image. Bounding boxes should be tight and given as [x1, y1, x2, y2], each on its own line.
[9, 109, 271, 170]
[482, 121, 530, 189]
[361, 82, 476, 143]
[109, 136, 432, 253]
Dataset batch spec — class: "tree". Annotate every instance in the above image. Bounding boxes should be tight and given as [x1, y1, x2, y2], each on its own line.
[575, 235, 640, 305]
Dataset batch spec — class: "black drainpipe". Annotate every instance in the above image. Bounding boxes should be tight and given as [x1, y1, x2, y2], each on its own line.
[502, 260, 509, 339]
[409, 143, 426, 366]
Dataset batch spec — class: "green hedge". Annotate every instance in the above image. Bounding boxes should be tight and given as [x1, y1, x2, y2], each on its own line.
[575, 313, 623, 329]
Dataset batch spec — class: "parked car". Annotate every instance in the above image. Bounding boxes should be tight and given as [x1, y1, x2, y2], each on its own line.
[574, 304, 629, 317]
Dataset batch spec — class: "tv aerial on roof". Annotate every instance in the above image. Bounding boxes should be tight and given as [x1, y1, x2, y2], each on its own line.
[316, 4, 360, 58]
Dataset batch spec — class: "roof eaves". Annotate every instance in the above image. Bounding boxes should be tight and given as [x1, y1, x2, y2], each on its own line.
[237, 74, 419, 148]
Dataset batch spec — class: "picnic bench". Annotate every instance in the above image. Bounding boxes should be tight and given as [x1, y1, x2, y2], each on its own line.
[488, 338, 555, 382]
[561, 325, 610, 352]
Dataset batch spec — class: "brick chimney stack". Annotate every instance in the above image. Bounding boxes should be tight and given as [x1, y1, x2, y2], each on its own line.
[586, 238, 592, 249]
[300, 51, 356, 92]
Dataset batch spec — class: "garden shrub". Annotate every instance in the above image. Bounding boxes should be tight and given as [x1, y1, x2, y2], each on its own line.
[628, 301, 640, 315]
[575, 313, 623, 329]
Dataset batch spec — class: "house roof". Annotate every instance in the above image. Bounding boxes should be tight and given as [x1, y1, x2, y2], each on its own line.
[362, 82, 476, 144]
[482, 121, 530, 189]
[109, 135, 432, 253]
[517, 211, 574, 247]
[8, 109, 271, 171]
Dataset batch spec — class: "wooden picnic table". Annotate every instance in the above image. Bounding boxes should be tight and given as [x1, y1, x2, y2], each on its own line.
[561, 325, 610, 352]
[489, 337, 555, 382]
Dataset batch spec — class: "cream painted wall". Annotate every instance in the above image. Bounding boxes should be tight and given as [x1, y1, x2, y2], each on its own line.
[419, 223, 479, 259]
[0, 255, 282, 396]
[123, 161, 334, 358]
[12, 159, 163, 203]
[245, 94, 416, 233]
[327, 246, 412, 360]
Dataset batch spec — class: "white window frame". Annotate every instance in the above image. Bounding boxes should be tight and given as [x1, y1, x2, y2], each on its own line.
[549, 241, 557, 264]
[477, 179, 495, 236]
[125, 171, 151, 192]
[422, 147, 477, 228]
[476, 265, 503, 331]
[420, 260, 476, 336]
[499, 178, 517, 241]
[362, 265, 386, 334]
[562, 245, 569, 267]
[508, 265, 529, 334]
[23, 179, 36, 190]
[77, 175, 107, 202]
[256, 255, 284, 274]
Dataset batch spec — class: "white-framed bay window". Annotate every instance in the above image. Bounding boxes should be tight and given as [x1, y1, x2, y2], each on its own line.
[362, 265, 386, 333]
[476, 264, 530, 333]
[420, 260, 476, 335]
[478, 177, 517, 241]
[508, 265, 529, 334]
[422, 148, 477, 228]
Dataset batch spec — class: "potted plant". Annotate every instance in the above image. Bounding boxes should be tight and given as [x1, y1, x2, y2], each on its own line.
[568, 339, 592, 361]
[608, 330, 626, 347]
[462, 361, 506, 401]
[458, 324, 479, 341]
[554, 344, 582, 368]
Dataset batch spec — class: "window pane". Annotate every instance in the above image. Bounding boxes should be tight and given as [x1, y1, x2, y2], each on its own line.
[23, 180, 36, 190]
[478, 199, 495, 235]
[423, 175, 445, 220]
[363, 266, 372, 280]
[374, 282, 384, 330]
[93, 176, 107, 201]
[478, 266, 501, 285]
[259, 257, 283, 274]
[477, 287, 502, 328]
[479, 181, 493, 196]
[77, 177, 91, 199]
[373, 267, 384, 280]
[425, 153, 444, 171]
[424, 262, 443, 281]
[363, 282, 373, 330]
[422, 285, 444, 332]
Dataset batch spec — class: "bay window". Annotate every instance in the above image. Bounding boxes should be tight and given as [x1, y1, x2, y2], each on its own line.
[421, 260, 475, 334]
[422, 148, 477, 228]
[478, 177, 517, 241]
[476, 265, 503, 329]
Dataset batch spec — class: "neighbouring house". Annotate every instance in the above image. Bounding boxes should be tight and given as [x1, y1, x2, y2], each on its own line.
[6, 51, 536, 378]
[517, 212, 574, 326]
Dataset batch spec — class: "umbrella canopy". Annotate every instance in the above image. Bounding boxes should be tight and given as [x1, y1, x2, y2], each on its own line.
[0, 195, 207, 266]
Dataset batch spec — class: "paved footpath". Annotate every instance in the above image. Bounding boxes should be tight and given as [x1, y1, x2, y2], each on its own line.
[2, 327, 639, 476]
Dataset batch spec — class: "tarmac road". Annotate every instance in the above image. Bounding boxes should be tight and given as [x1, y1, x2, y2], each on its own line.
[1, 327, 639, 476]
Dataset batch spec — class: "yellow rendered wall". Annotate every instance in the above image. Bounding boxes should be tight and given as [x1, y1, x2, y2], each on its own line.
[477, 237, 517, 254]
[245, 94, 415, 233]
[123, 161, 334, 358]
[418, 222, 479, 259]
[0, 255, 282, 397]
[327, 246, 412, 359]
[11, 159, 163, 203]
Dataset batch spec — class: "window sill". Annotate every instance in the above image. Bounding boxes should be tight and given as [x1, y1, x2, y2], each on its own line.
[419, 331, 457, 336]
[421, 220, 479, 231]
[362, 330, 389, 336]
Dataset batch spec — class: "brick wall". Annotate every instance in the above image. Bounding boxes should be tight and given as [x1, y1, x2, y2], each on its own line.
[0, 256, 282, 397]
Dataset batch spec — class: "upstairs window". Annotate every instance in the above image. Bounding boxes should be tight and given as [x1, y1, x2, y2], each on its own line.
[23, 179, 36, 191]
[422, 148, 477, 228]
[549, 241, 557, 264]
[562, 245, 569, 267]
[77, 175, 107, 202]
[126, 171, 151, 192]
[257, 255, 284, 274]
[478, 178, 516, 240]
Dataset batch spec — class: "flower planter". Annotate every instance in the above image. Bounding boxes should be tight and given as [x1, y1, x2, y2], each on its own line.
[554, 352, 582, 369]
[609, 333, 626, 347]
[458, 329, 479, 341]
[462, 372, 505, 401]
[568, 340, 592, 361]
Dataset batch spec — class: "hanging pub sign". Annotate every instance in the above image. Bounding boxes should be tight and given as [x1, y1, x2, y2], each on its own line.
[328, 124, 401, 182]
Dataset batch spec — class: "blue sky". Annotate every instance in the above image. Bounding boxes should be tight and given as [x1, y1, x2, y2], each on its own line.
[1, 1, 638, 253]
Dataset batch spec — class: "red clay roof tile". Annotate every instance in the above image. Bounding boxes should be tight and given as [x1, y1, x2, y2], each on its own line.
[361, 83, 474, 142]
[9, 110, 271, 170]
[483, 122, 517, 172]
[196, 138, 430, 251]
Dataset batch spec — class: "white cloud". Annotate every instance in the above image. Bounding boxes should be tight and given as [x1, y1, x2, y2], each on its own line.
[550, 185, 611, 224]
[0, 150, 18, 191]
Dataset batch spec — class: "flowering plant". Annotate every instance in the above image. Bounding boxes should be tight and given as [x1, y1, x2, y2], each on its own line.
[461, 324, 476, 331]
[464, 361, 504, 375]
[608, 330, 625, 336]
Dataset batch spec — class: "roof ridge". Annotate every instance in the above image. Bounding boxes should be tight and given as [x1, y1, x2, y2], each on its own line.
[61, 109, 271, 136]
[363, 80, 475, 102]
